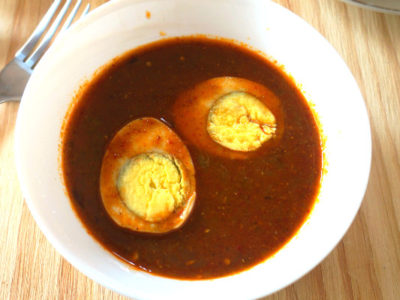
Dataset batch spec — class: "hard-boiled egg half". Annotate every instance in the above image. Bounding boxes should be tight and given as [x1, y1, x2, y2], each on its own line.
[100, 117, 196, 234]
[173, 77, 284, 159]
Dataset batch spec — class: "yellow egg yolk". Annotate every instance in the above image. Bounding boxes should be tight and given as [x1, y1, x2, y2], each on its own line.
[207, 91, 277, 151]
[117, 152, 187, 222]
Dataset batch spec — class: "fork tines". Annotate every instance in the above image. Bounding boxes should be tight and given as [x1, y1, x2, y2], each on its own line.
[15, 0, 90, 69]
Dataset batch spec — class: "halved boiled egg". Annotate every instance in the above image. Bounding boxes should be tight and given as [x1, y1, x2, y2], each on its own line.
[173, 76, 284, 159]
[100, 117, 196, 234]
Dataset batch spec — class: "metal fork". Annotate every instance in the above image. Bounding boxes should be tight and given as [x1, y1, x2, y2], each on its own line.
[0, 0, 90, 104]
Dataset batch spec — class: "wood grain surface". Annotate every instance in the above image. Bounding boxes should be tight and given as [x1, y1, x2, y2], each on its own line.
[1, 0, 399, 299]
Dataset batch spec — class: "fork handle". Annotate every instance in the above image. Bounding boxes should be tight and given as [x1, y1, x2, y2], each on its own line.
[0, 59, 32, 104]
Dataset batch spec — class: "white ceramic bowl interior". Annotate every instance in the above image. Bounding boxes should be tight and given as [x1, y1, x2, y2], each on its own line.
[15, 0, 371, 299]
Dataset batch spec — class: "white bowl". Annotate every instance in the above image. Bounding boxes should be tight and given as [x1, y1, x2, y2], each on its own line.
[15, 0, 371, 299]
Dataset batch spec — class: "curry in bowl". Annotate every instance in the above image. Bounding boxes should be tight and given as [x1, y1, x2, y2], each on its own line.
[62, 36, 322, 279]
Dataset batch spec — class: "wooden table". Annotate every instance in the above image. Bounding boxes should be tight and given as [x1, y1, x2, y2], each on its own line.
[1, 0, 399, 299]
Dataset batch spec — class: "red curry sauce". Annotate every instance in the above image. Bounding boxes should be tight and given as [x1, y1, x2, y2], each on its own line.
[62, 37, 322, 279]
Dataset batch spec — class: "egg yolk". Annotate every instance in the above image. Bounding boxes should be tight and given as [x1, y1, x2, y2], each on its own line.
[207, 91, 277, 151]
[117, 152, 187, 222]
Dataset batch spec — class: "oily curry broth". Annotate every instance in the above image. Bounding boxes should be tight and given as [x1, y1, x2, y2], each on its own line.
[62, 37, 322, 279]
